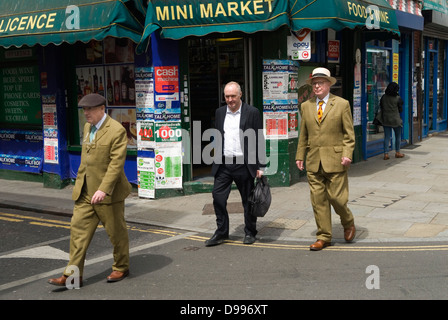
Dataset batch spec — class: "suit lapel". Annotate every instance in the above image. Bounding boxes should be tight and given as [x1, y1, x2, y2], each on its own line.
[309, 97, 319, 123]
[95, 115, 110, 143]
[239, 102, 247, 130]
[321, 94, 335, 123]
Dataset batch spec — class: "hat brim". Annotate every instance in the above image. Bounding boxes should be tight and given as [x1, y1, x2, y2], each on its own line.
[306, 75, 337, 86]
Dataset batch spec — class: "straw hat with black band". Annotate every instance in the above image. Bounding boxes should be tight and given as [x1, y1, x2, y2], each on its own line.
[306, 67, 337, 86]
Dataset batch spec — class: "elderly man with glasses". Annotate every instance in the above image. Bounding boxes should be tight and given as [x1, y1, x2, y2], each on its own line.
[296, 68, 356, 251]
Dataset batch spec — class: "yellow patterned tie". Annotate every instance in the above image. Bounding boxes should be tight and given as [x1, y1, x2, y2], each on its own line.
[317, 100, 323, 123]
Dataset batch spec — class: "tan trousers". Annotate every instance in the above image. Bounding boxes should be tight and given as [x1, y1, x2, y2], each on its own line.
[64, 193, 129, 277]
[307, 165, 354, 242]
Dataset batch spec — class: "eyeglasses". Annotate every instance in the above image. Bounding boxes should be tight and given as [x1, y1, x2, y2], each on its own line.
[311, 81, 329, 87]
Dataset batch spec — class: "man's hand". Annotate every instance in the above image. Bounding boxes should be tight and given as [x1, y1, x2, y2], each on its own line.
[91, 190, 106, 204]
[296, 160, 305, 171]
[256, 170, 264, 178]
[341, 157, 352, 167]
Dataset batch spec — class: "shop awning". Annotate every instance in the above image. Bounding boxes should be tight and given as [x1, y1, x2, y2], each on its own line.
[290, 0, 400, 37]
[0, 0, 146, 49]
[137, 0, 290, 51]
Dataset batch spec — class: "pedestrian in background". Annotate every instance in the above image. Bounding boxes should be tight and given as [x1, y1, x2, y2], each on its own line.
[205, 81, 265, 247]
[381, 82, 404, 160]
[48, 93, 132, 287]
[296, 67, 356, 251]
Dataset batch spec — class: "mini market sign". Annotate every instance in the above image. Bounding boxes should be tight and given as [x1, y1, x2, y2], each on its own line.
[144, 0, 290, 40]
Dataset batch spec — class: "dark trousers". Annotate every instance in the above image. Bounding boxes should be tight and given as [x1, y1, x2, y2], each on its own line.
[212, 163, 257, 237]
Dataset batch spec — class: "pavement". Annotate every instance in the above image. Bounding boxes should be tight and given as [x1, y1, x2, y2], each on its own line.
[2, 133, 448, 244]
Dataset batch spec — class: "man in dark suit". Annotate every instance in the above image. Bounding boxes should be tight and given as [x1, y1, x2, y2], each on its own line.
[48, 94, 132, 287]
[205, 81, 265, 246]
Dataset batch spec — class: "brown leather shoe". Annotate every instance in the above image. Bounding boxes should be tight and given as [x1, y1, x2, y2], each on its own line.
[310, 240, 331, 251]
[395, 152, 405, 158]
[48, 275, 83, 287]
[107, 270, 129, 282]
[344, 224, 356, 242]
[383, 153, 389, 160]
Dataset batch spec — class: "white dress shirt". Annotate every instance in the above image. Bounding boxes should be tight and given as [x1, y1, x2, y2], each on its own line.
[90, 113, 107, 141]
[223, 104, 243, 158]
[316, 93, 330, 113]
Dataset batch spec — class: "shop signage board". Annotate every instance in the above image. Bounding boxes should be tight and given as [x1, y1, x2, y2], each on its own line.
[0, 65, 41, 125]
[139, 0, 290, 43]
[287, 29, 311, 61]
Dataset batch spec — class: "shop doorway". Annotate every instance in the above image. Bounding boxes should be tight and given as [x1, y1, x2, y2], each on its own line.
[187, 37, 250, 179]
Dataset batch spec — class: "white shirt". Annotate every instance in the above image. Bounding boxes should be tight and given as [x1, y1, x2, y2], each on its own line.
[316, 94, 330, 113]
[223, 104, 243, 157]
[91, 113, 107, 139]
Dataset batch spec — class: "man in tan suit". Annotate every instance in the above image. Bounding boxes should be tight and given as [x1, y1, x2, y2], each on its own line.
[49, 94, 132, 287]
[296, 68, 356, 251]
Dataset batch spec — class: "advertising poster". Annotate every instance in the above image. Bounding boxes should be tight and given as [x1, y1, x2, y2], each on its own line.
[353, 49, 362, 126]
[155, 121, 183, 144]
[287, 29, 311, 61]
[154, 143, 182, 189]
[154, 66, 181, 122]
[42, 95, 59, 164]
[0, 130, 43, 173]
[135, 67, 154, 121]
[328, 40, 340, 63]
[137, 120, 155, 149]
[288, 111, 299, 138]
[137, 156, 155, 199]
[44, 138, 59, 164]
[262, 60, 299, 140]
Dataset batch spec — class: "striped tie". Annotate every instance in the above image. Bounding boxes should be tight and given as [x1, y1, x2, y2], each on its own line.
[317, 100, 323, 123]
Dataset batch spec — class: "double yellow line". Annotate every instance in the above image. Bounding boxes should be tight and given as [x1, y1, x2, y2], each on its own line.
[185, 235, 448, 252]
[0, 211, 179, 237]
[0, 212, 71, 229]
[3, 211, 448, 252]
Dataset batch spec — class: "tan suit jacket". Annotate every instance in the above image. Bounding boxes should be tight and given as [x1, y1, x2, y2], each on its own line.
[296, 94, 355, 173]
[72, 115, 131, 203]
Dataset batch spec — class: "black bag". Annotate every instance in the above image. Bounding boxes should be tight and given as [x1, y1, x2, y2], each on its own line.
[373, 110, 382, 126]
[373, 96, 384, 126]
[248, 176, 271, 217]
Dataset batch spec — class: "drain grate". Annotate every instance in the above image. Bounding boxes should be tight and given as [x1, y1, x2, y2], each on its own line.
[350, 191, 407, 208]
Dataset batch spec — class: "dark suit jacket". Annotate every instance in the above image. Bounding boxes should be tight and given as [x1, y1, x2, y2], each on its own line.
[72, 115, 132, 203]
[211, 102, 266, 178]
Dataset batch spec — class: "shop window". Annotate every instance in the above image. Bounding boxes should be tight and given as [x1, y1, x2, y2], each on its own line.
[73, 38, 137, 148]
[437, 40, 445, 122]
[366, 41, 392, 143]
[423, 38, 446, 133]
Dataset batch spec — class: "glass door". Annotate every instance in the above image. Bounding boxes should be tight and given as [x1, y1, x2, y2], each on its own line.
[187, 37, 248, 178]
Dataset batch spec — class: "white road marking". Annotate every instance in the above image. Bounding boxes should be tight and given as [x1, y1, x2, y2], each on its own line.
[0, 232, 197, 292]
[0, 245, 69, 260]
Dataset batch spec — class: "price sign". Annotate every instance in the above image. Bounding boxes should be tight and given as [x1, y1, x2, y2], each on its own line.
[137, 121, 155, 148]
[154, 122, 182, 143]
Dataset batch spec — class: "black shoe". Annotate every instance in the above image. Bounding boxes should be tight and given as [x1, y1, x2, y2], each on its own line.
[243, 234, 256, 245]
[205, 234, 228, 247]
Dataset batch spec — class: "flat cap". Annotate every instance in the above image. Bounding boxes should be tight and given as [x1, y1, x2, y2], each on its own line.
[78, 93, 106, 108]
